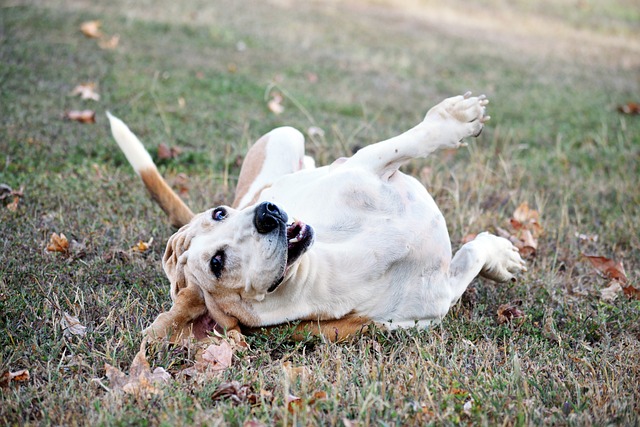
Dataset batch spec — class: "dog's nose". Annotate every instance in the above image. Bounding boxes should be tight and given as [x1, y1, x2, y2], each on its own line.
[254, 202, 288, 234]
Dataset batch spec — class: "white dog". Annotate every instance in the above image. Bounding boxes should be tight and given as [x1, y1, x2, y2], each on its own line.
[107, 92, 526, 341]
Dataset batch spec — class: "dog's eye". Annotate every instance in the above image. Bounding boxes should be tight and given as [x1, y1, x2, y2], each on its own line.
[212, 207, 227, 221]
[210, 251, 225, 279]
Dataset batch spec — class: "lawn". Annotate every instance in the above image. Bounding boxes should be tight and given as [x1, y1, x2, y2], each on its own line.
[1, 0, 639, 425]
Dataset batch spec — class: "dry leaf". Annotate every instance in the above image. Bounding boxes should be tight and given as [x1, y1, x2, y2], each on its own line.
[286, 394, 303, 413]
[157, 143, 182, 160]
[131, 238, 153, 253]
[268, 93, 284, 114]
[617, 102, 640, 115]
[584, 255, 640, 300]
[201, 340, 233, 371]
[64, 110, 96, 123]
[1, 369, 30, 388]
[1, 183, 24, 211]
[243, 421, 267, 427]
[98, 34, 120, 50]
[584, 255, 627, 283]
[282, 361, 310, 382]
[80, 20, 102, 38]
[71, 83, 100, 101]
[497, 301, 525, 324]
[211, 381, 259, 405]
[511, 202, 543, 237]
[105, 341, 171, 397]
[62, 312, 87, 337]
[600, 281, 623, 302]
[47, 232, 69, 253]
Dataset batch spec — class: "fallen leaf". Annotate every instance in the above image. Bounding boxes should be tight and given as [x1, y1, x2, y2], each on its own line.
[267, 92, 284, 114]
[600, 281, 623, 302]
[201, 340, 233, 371]
[98, 34, 120, 50]
[282, 361, 310, 382]
[80, 20, 102, 38]
[157, 143, 182, 160]
[105, 341, 171, 397]
[1, 184, 24, 211]
[70, 83, 100, 101]
[584, 255, 627, 283]
[211, 381, 259, 405]
[47, 232, 69, 253]
[1, 369, 30, 388]
[243, 421, 267, 427]
[131, 238, 153, 253]
[64, 110, 96, 124]
[511, 202, 543, 237]
[622, 284, 640, 300]
[62, 312, 87, 337]
[617, 102, 640, 115]
[497, 300, 525, 325]
[286, 394, 303, 413]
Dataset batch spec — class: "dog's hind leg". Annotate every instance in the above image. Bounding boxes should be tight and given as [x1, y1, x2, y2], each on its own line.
[346, 92, 489, 180]
[446, 232, 526, 307]
[232, 127, 312, 209]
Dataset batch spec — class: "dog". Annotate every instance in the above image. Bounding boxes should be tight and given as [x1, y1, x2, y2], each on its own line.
[107, 92, 526, 342]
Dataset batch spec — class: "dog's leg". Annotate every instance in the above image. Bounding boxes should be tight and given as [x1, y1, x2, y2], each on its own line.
[446, 232, 526, 307]
[232, 127, 313, 209]
[347, 92, 489, 180]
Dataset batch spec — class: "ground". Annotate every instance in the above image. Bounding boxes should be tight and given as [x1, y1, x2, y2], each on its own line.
[1, 0, 639, 425]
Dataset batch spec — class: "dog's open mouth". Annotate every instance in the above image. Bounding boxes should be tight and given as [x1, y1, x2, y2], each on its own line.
[286, 219, 314, 265]
[266, 219, 314, 294]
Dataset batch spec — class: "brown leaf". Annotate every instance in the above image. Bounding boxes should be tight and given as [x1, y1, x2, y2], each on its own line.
[211, 381, 259, 405]
[497, 300, 525, 324]
[70, 83, 100, 101]
[201, 340, 233, 371]
[1, 184, 24, 211]
[80, 20, 102, 38]
[62, 312, 87, 338]
[64, 110, 96, 123]
[131, 238, 153, 253]
[282, 361, 310, 382]
[617, 102, 640, 115]
[157, 143, 182, 160]
[584, 255, 628, 284]
[622, 284, 640, 300]
[47, 232, 69, 253]
[105, 341, 171, 397]
[98, 35, 120, 50]
[512, 202, 543, 236]
[1, 369, 30, 388]
[286, 394, 303, 413]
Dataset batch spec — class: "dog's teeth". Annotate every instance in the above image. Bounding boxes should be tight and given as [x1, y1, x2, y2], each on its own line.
[289, 237, 300, 244]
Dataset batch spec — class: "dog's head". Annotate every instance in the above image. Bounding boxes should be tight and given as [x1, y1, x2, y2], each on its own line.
[162, 201, 314, 329]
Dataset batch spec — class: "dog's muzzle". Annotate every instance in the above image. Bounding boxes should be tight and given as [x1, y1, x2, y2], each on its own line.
[254, 201, 288, 234]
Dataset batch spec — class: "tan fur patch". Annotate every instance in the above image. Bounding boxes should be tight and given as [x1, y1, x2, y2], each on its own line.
[139, 168, 194, 228]
[232, 135, 268, 208]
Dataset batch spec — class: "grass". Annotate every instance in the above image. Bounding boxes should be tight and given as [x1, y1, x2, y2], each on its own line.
[1, 0, 639, 425]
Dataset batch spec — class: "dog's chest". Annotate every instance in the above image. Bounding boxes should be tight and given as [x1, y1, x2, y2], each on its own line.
[262, 167, 448, 254]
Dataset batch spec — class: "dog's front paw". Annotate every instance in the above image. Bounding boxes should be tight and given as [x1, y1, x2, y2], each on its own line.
[424, 92, 490, 147]
[475, 232, 526, 283]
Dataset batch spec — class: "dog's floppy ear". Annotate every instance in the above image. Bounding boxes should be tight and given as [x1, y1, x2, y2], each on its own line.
[163, 225, 194, 301]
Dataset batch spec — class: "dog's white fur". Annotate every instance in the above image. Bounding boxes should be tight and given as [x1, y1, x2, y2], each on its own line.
[108, 93, 526, 341]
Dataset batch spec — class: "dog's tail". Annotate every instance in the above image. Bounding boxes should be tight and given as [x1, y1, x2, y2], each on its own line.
[106, 112, 194, 228]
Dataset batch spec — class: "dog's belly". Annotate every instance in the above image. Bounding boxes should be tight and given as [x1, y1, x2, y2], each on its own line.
[260, 166, 453, 321]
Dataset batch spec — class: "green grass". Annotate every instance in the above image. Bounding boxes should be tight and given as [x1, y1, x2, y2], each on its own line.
[1, 0, 639, 425]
